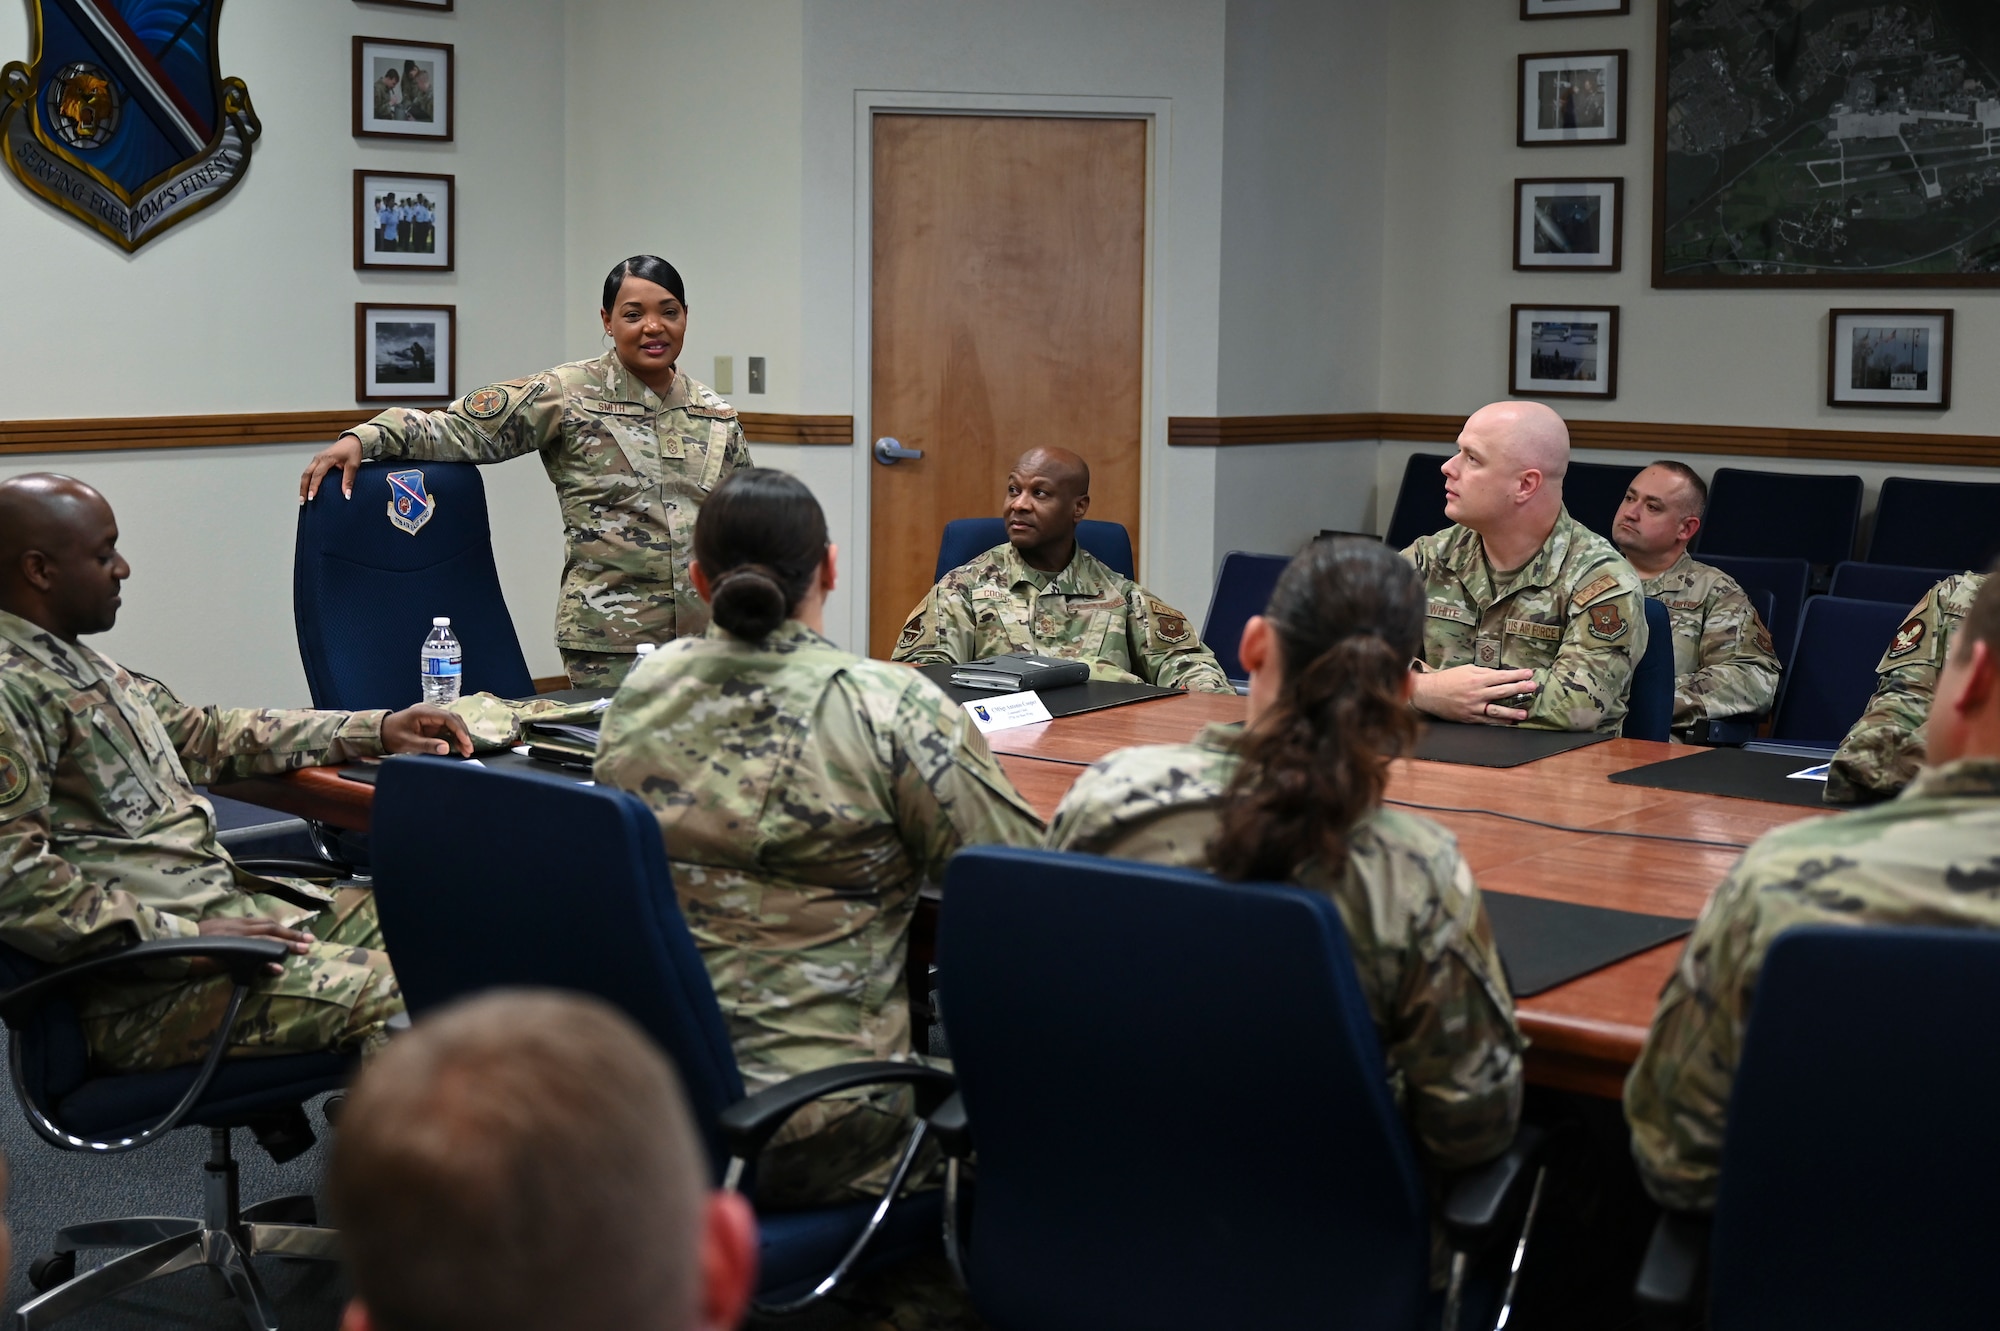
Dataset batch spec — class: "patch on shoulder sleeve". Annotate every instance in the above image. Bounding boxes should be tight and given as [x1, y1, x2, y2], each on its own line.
[1147, 599, 1191, 645]
[1887, 616, 1927, 660]
[1571, 572, 1621, 608]
[1587, 602, 1628, 641]
[463, 386, 511, 420]
[0, 744, 31, 808]
[898, 612, 925, 650]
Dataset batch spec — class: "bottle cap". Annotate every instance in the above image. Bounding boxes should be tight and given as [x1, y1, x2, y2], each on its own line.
[433, 617, 451, 627]
[635, 643, 656, 657]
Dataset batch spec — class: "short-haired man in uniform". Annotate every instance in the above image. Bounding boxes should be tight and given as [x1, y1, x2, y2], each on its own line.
[1402, 401, 1648, 732]
[1626, 567, 2000, 1211]
[1612, 460, 1779, 738]
[1826, 570, 1990, 805]
[892, 447, 1233, 693]
[0, 474, 471, 1071]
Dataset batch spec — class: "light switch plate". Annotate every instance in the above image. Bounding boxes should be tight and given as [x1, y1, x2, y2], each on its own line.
[713, 356, 733, 394]
[747, 357, 766, 394]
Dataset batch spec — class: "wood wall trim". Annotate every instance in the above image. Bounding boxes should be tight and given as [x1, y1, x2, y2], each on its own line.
[1168, 412, 2000, 469]
[0, 410, 856, 456]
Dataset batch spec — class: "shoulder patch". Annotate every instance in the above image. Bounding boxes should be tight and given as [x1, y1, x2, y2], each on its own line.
[1587, 602, 1628, 641]
[1571, 572, 1621, 608]
[898, 612, 925, 650]
[1887, 616, 1927, 660]
[463, 386, 510, 420]
[0, 744, 30, 808]
[1147, 599, 1191, 645]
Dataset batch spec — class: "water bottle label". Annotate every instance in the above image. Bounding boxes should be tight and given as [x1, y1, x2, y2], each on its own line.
[422, 657, 463, 676]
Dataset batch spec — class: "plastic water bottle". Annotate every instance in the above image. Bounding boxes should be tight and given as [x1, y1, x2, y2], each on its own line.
[420, 617, 463, 704]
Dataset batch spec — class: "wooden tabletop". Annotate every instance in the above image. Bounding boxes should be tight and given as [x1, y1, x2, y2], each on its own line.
[217, 693, 1828, 1100]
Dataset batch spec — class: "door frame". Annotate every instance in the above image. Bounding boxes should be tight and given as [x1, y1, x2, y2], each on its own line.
[846, 90, 1170, 655]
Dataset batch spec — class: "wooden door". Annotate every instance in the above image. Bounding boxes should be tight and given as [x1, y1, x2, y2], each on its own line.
[868, 114, 1146, 659]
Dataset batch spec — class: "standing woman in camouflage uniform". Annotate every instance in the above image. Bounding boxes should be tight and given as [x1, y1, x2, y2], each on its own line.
[1048, 538, 1524, 1189]
[594, 468, 1043, 1211]
[301, 256, 752, 687]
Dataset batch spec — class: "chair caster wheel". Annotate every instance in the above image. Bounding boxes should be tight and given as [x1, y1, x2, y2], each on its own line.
[29, 1251, 75, 1291]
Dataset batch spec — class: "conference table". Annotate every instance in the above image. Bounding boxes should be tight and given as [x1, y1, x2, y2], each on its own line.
[216, 689, 1825, 1101]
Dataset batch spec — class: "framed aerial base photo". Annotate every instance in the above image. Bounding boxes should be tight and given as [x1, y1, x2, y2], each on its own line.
[1510, 305, 1619, 399]
[1827, 309, 1952, 410]
[357, 303, 456, 402]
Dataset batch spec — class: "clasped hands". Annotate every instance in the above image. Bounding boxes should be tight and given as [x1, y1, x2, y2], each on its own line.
[1410, 665, 1539, 726]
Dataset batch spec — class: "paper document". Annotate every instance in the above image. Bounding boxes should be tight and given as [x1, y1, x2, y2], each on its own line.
[962, 692, 1054, 734]
[1787, 763, 1831, 781]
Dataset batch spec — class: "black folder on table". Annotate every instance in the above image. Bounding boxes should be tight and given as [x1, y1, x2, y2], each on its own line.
[1483, 891, 1695, 997]
[1411, 722, 1610, 768]
[1607, 747, 1835, 809]
[916, 664, 1180, 718]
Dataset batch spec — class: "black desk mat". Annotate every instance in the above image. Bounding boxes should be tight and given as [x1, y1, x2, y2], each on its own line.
[1484, 891, 1695, 997]
[338, 749, 595, 787]
[1411, 722, 1610, 768]
[1608, 747, 1833, 809]
[915, 665, 1181, 717]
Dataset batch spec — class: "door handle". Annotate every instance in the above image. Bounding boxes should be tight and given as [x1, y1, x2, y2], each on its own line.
[873, 436, 923, 465]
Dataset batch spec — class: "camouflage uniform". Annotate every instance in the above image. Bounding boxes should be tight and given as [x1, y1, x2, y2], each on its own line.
[890, 542, 1232, 694]
[1639, 552, 1781, 735]
[0, 610, 402, 1071]
[346, 352, 752, 687]
[1826, 572, 1988, 805]
[1624, 757, 2000, 1212]
[593, 619, 1043, 1207]
[1402, 508, 1649, 733]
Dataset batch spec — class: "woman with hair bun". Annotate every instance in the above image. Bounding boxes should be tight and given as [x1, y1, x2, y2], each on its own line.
[302, 255, 751, 686]
[594, 467, 1043, 1211]
[1048, 537, 1524, 1184]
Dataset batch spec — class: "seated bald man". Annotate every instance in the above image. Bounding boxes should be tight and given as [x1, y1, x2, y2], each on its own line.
[892, 448, 1233, 693]
[1401, 402, 1648, 733]
[0, 474, 470, 1072]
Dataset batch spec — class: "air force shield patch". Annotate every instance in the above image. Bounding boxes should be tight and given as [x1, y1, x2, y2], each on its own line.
[386, 469, 436, 535]
[1, 0, 260, 252]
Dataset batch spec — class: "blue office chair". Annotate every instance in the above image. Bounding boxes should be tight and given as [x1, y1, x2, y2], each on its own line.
[2, 937, 349, 1330]
[1828, 561, 1961, 609]
[930, 847, 1545, 1331]
[1637, 927, 2000, 1329]
[1866, 476, 2000, 570]
[369, 758, 951, 1314]
[294, 460, 534, 710]
[1695, 554, 1810, 671]
[1200, 551, 1291, 688]
[1692, 468, 1863, 590]
[1763, 596, 1909, 746]
[1623, 599, 1676, 742]
[932, 517, 1135, 583]
[1562, 460, 1643, 544]
[1384, 453, 1453, 551]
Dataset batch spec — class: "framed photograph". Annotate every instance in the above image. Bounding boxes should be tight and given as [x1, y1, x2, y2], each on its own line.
[1827, 310, 1952, 410]
[1515, 178, 1623, 271]
[357, 304, 456, 402]
[355, 172, 455, 271]
[353, 37, 453, 141]
[1509, 305, 1619, 399]
[1519, 50, 1626, 147]
[1522, 0, 1629, 16]
[357, 0, 452, 8]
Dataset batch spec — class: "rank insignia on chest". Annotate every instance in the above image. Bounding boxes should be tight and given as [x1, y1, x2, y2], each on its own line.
[1475, 641, 1499, 667]
[1887, 616, 1927, 659]
[1588, 602, 1627, 641]
[386, 469, 436, 535]
[0, 743, 28, 807]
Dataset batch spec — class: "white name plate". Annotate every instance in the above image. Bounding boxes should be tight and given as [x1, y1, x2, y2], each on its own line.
[961, 691, 1054, 734]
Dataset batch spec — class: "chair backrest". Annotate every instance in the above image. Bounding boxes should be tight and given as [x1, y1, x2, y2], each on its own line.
[294, 461, 535, 711]
[1866, 476, 2000, 570]
[1563, 459, 1644, 544]
[1623, 599, 1676, 741]
[369, 757, 745, 1176]
[937, 847, 1430, 1331]
[1199, 551, 1291, 684]
[932, 518, 1135, 584]
[0, 945, 90, 1114]
[1709, 927, 2000, 1331]
[1383, 452, 1452, 551]
[1768, 596, 1909, 745]
[1696, 554, 1811, 671]
[1692, 468, 1863, 585]
[1828, 561, 1962, 609]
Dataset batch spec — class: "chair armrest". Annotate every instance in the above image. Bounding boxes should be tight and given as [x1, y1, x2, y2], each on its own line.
[1634, 1210, 1709, 1313]
[1440, 1123, 1548, 1249]
[927, 1090, 972, 1160]
[236, 857, 349, 882]
[716, 1062, 956, 1161]
[0, 938, 288, 1030]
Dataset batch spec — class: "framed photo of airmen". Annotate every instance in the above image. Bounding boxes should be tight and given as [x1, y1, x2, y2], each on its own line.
[1515, 178, 1623, 271]
[1509, 304, 1619, 400]
[353, 37, 453, 141]
[1827, 309, 1953, 411]
[1521, 0, 1629, 16]
[1518, 50, 1626, 147]
[357, 303, 456, 402]
[355, 172, 454, 271]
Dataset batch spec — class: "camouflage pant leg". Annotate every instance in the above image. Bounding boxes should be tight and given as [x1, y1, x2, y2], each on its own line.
[752, 1088, 943, 1210]
[84, 888, 404, 1072]
[822, 1254, 984, 1331]
[559, 648, 637, 688]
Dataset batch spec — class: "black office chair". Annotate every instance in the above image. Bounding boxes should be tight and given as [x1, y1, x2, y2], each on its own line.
[1695, 554, 1810, 671]
[294, 460, 534, 710]
[1636, 927, 2000, 1329]
[1760, 596, 1908, 747]
[1827, 561, 1961, 608]
[1199, 551, 1290, 690]
[931, 846, 1546, 1331]
[1, 937, 349, 1331]
[368, 757, 951, 1315]
[1865, 476, 2000, 570]
[1562, 460, 1644, 544]
[1692, 468, 1863, 591]
[932, 517, 1135, 583]
[1623, 599, 1676, 742]
[1384, 453, 1453, 550]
